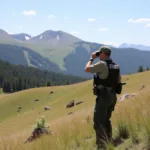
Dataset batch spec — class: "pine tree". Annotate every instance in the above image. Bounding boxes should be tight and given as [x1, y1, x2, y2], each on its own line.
[2, 79, 11, 93]
[46, 81, 51, 86]
[137, 65, 144, 72]
[0, 59, 85, 93]
[146, 67, 149, 71]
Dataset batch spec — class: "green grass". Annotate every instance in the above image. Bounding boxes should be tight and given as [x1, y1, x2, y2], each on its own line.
[0, 71, 150, 149]
[19, 42, 76, 70]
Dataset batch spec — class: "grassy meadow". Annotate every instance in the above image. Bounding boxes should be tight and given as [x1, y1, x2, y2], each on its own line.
[0, 71, 150, 149]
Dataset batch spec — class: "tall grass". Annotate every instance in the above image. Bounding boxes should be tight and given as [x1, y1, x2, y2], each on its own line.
[1, 72, 150, 149]
[0, 112, 97, 150]
[112, 90, 150, 149]
[1, 91, 150, 150]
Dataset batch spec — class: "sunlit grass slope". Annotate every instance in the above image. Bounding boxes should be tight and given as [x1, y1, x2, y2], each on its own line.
[0, 79, 95, 136]
[0, 70, 150, 150]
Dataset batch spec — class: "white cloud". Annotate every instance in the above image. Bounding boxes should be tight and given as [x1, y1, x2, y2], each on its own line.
[48, 14, 56, 19]
[145, 23, 150, 27]
[70, 31, 79, 36]
[22, 10, 36, 16]
[88, 18, 96, 22]
[98, 28, 108, 32]
[128, 18, 150, 23]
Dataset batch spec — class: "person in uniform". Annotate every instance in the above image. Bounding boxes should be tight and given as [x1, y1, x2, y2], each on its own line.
[84, 46, 121, 149]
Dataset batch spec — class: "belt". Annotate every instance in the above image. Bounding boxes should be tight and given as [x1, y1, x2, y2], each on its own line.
[96, 85, 113, 90]
[96, 85, 115, 94]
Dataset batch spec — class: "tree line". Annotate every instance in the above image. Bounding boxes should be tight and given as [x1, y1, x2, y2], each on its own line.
[0, 59, 88, 93]
[137, 65, 150, 72]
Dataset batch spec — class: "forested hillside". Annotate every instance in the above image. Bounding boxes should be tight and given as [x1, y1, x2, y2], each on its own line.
[0, 59, 87, 93]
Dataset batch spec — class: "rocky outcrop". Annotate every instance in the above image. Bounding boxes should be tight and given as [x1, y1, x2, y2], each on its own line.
[118, 93, 136, 101]
[18, 106, 22, 109]
[139, 85, 145, 90]
[49, 91, 54, 94]
[68, 112, 73, 115]
[76, 101, 84, 105]
[24, 128, 52, 144]
[66, 100, 75, 108]
[44, 106, 50, 111]
[34, 99, 39, 102]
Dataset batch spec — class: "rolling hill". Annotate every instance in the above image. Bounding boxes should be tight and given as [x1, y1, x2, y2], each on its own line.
[0, 70, 150, 149]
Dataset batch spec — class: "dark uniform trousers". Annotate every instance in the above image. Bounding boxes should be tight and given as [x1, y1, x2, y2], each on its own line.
[93, 90, 117, 149]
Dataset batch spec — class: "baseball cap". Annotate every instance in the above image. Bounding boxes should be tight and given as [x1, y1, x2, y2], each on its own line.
[96, 46, 111, 55]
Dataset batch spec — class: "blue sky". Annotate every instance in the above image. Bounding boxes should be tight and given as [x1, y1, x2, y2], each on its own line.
[1, 0, 150, 46]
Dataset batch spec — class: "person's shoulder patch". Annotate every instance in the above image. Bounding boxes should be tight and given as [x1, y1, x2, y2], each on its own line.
[109, 64, 120, 69]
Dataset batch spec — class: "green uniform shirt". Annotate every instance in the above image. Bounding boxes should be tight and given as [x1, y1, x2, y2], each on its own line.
[88, 59, 121, 82]
[88, 61, 109, 79]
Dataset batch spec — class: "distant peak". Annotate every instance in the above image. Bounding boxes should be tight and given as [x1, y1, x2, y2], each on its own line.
[11, 33, 32, 41]
[44, 30, 55, 33]
[12, 33, 31, 36]
[0, 29, 8, 34]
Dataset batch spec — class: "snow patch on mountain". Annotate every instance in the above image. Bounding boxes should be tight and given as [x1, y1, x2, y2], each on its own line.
[40, 35, 43, 39]
[25, 36, 30, 40]
[57, 35, 60, 40]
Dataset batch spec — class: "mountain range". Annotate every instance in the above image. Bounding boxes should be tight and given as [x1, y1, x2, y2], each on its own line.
[0, 28, 150, 77]
[118, 43, 150, 51]
[0, 44, 61, 73]
[12, 33, 32, 41]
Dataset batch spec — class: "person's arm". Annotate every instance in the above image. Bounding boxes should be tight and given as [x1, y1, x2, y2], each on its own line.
[84, 52, 98, 73]
[84, 58, 94, 72]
